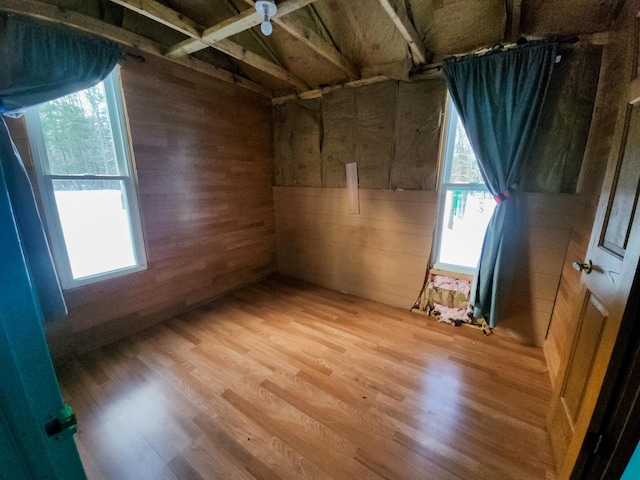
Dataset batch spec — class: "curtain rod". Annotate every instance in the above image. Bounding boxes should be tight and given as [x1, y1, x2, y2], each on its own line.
[122, 52, 145, 63]
[415, 35, 580, 75]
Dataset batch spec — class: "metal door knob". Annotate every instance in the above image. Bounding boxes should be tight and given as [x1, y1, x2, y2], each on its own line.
[572, 259, 593, 274]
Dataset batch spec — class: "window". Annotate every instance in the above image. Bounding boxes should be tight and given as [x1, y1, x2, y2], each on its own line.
[434, 98, 496, 274]
[25, 68, 146, 288]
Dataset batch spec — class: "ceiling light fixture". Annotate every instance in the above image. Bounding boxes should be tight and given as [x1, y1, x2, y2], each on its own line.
[255, 0, 277, 36]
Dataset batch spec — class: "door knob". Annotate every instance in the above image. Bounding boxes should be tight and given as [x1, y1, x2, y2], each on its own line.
[572, 259, 593, 274]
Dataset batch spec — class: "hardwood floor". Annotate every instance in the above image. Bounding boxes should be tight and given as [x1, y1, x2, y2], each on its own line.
[55, 276, 557, 479]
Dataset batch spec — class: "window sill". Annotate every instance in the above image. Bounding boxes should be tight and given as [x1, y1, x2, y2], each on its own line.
[62, 263, 147, 290]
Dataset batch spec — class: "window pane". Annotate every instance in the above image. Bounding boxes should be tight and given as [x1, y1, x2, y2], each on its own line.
[449, 115, 484, 184]
[439, 189, 496, 269]
[52, 180, 136, 279]
[39, 83, 121, 175]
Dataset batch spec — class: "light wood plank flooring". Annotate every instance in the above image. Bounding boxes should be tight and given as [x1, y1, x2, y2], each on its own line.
[55, 276, 557, 479]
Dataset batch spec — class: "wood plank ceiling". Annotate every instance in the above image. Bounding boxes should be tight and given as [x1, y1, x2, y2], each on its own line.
[0, 0, 627, 97]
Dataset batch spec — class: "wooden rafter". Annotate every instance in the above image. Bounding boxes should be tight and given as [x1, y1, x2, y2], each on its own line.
[165, 0, 319, 57]
[220, 0, 285, 67]
[108, 0, 201, 37]
[377, 0, 427, 65]
[241, 0, 358, 80]
[166, 7, 266, 57]
[110, 0, 310, 91]
[0, 0, 270, 96]
[203, 38, 309, 90]
[505, 0, 522, 42]
[630, 77, 640, 104]
[338, 1, 367, 53]
[272, 63, 443, 104]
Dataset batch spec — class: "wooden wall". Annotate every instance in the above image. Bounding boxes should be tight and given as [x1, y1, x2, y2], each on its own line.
[273, 187, 435, 309]
[499, 194, 575, 346]
[543, 32, 633, 388]
[273, 186, 573, 346]
[7, 54, 276, 357]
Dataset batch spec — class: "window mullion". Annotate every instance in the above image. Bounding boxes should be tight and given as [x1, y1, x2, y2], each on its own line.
[104, 69, 130, 177]
[441, 183, 489, 191]
[121, 175, 147, 269]
[46, 174, 129, 181]
[441, 100, 457, 184]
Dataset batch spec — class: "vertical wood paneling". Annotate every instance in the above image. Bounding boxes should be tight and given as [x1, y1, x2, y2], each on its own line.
[543, 33, 632, 388]
[6, 54, 276, 357]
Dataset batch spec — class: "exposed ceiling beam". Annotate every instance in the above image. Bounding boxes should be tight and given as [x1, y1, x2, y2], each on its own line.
[242, 0, 358, 80]
[220, 0, 285, 67]
[166, 7, 263, 57]
[629, 77, 640, 104]
[108, 0, 202, 38]
[110, 0, 310, 91]
[166, 0, 319, 58]
[505, 0, 522, 42]
[0, 0, 270, 97]
[205, 38, 310, 90]
[273, 62, 444, 104]
[338, 1, 367, 51]
[377, 0, 428, 65]
[580, 31, 616, 45]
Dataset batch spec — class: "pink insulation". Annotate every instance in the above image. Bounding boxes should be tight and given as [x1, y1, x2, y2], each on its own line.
[428, 275, 471, 297]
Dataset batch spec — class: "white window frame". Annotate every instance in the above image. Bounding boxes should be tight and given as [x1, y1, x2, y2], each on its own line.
[433, 95, 491, 275]
[25, 68, 147, 289]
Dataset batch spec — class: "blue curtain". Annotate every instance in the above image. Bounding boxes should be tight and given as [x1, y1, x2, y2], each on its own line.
[443, 42, 557, 327]
[0, 13, 123, 321]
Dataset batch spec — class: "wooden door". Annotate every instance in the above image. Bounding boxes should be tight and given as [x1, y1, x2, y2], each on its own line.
[0, 411, 31, 478]
[548, 80, 640, 478]
[0, 141, 86, 477]
[573, 274, 640, 478]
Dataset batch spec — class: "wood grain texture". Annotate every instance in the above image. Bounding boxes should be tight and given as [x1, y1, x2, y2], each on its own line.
[547, 11, 640, 475]
[376, 0, 428, 65]
[165, 0, 319, 57]
[0, 0, 269, 96]
[498, 194, 575, 347]
[274, 187, 574, 346]
[273, 187, 435, 309]
[241, 0, 359, 80]
[55, 276, 557, 480]
[543, 31, 632, 389]
[520, 0, 623, 38]
[6, 54, 276, 357]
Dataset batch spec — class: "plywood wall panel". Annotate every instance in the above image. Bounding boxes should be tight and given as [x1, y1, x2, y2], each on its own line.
[497, 194, 575, 347]
[6, 54, 276, 356]
[273, 187, 434, 309]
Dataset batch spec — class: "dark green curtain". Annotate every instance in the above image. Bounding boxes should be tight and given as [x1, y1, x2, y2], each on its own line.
[0, 13, 123, 322]
[443, 42, 557, 327]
